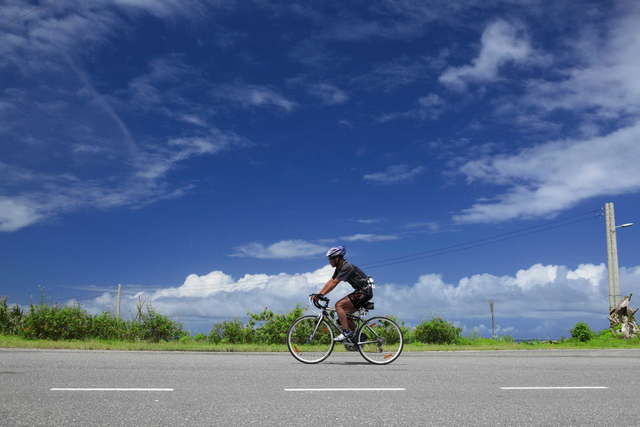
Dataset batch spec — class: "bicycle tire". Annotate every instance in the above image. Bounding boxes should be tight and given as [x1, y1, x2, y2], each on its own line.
[287, 315, 335, 364]
[356, 316, 404, 365]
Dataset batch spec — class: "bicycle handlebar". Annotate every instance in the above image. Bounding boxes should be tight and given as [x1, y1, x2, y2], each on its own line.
[309, 294, 329, 309]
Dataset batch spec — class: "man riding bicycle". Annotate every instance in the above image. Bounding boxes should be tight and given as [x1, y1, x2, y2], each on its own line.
[313, 246, 373, 343]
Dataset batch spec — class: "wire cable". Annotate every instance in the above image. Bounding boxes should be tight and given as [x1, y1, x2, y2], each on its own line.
[361, 209, 601, 270]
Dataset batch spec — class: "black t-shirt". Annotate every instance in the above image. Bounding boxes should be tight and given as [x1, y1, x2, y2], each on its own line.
[332, 260, 369, 290]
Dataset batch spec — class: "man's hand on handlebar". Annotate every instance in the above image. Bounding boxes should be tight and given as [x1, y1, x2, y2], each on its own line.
[310, 293, 328, 309]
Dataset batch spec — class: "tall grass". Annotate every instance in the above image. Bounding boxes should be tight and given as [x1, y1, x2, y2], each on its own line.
[0, 297, 186, 342]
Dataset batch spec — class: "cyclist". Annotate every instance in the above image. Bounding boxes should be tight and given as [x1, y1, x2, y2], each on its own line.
[313, 246, 373, 343]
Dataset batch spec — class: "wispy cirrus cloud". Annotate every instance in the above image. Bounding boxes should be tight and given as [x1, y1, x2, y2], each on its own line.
[439, 20, 541, 90]
[454, 4, 640, 223]
[521, 2, 640, 122]
[454, 123, 640, 223]
[378, 93, 444, 122]
[341, 233, 399, 242]
[355, 218, 383, 224]
[213, 83, 297, 112]
[0, 5, 255, 232]
[364, 164, 425, 184]
[231, 240, 326, 259]
[306, 83, 349, 105]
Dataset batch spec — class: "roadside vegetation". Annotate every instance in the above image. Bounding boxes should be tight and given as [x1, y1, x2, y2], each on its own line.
[2, 297, 640, 352]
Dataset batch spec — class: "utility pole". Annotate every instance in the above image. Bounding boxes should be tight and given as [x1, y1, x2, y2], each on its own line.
[489, 301, 496, 339]
[604, 202, 635, 311]
[115, 284, 122, 318]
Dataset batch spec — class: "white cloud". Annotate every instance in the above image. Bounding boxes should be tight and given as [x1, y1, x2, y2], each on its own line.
[405, 221, 440, 232]
[364, 164, 425, 184]
[135, 129, 249, 180]
[341, 233, 399, 242]
[355, 218, 383, 224]
[77, 262, 640, 338]
[232, 240, 327, 259]
[0, 12, 251, 232]
[306, 83, 349, 105]
[378, 93, 444, 122]
[454, 122, 640, 223]
[214, 83, 297, 112]
[179, 114, 207, 127]
[0, 197, 42, 232]
[522, 3, 640, 121]
[113, 0, 210, 18]
[439, 20, 536, 90]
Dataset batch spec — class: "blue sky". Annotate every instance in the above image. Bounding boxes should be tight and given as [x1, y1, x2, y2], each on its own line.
[2, 0, 640, 338]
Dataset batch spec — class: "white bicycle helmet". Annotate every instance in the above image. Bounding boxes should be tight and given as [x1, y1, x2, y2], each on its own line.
[326, 246, 346, 258]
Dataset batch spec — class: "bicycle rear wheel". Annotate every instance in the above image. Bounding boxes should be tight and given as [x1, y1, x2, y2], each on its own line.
[356, 316, 403, 365]
[287, 315, 335, 364]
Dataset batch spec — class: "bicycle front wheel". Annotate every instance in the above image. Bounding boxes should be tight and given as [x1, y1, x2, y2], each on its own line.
[356, 316, 404, 365]
[287, 315, 335, 364]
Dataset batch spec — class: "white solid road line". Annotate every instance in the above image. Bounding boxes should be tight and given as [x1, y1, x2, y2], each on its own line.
[50, 388, 174, 391]
[285, 388, 406, 392]
[500, 387, 609, 390]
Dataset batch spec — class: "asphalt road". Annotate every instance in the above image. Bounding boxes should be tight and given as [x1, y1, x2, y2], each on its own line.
[2, 348, 640, 426]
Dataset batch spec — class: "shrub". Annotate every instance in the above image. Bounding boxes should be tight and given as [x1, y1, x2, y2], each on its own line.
[414, 317, 461, 344]
[90, 313, 131, 341]
[0, 298, 23, 335]
[209, 320, 253, 344]
[250, 307, 305, 344]
[22, 303, 92, 340]
[138, 309, 187, 342]
[193, 333, 207, 342]
[571, 322, 594, 342]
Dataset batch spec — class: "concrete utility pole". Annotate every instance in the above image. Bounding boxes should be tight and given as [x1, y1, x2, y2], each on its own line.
[604, 202, 634, 311]
[489, 301, 496, 338]
[115, 284, 122, 318]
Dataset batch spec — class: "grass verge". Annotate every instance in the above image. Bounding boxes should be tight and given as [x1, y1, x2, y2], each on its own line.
[2, 334, 640, 352]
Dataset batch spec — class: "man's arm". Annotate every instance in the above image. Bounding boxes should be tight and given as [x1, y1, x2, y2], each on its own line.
[318, 278, 339, 296]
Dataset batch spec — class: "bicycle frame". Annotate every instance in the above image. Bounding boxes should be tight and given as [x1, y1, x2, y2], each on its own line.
[307, 297, 380, 346]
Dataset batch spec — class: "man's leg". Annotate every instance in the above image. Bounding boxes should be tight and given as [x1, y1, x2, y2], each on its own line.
[335, 296, 357, 331]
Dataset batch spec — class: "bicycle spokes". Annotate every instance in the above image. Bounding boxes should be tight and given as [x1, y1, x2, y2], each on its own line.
[356, 317, 404, 365]
[288, 316, 335, 364]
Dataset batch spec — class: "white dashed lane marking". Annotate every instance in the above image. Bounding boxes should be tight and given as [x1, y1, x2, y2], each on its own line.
[500, 387, 608, 390]
[50, 388, 174, 391]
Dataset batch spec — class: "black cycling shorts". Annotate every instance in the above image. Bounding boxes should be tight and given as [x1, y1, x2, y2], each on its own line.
[347, 286, 373, 309]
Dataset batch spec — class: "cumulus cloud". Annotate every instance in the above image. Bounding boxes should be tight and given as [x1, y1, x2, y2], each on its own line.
[364, 164, 425, 184]
[232, 240, 327, 259]
[454, 122, 640, 223]
[439, 20, 537, 90]
[77, 262, 640, 338]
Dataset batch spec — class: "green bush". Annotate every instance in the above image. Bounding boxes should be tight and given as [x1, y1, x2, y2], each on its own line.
[138, 309, 187, 342]
[90, 312, 131, 340]
[0, 298, 24, 335]
[571, 322, 594, 342]
[22, 303, 92, 340]
[193, 333, 207, 342]
[250, 307, 305, 344]
[209, 320, 254, 344]
[414, 317, 461, 344]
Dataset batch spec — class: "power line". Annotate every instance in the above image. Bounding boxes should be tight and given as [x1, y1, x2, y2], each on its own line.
[361, 209, 601, 270]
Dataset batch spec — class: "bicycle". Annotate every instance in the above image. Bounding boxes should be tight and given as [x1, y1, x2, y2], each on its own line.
[287, 294, 404, 365]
